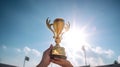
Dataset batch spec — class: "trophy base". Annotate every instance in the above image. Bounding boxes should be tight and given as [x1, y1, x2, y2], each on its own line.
[50, 54, 67, 59]
[50, 45, 66, 59]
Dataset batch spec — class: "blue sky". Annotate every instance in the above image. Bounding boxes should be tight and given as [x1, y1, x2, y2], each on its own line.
[0, 0, 120, 67]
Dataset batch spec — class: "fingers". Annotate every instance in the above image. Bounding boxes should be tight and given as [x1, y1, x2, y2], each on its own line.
[51, 59, 61, 64]
[53, 58, 63, 61]
[51, 58, 64, 65]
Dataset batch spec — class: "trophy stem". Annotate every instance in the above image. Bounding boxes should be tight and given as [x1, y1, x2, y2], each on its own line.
[55, 36, 61, 45]
[55, 44, 60, 47]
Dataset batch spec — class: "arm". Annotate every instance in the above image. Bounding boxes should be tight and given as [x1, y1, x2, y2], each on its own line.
[37, 45, 53, 67]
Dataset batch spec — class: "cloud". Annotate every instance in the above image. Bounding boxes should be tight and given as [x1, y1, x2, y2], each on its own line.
[24, 46, 31, 54]
[16, 48, 21, 52]
[118, 56, 120, 63]
[62, 42, 114, 66]
[22, 46, 41, 67]
[23, 46, 40, 56]
[2, 45, 7, 49]
[87, 57, 105, 66]
[31, 49, 40, 56]
[90, 46, 114, 58]
[104, 49, 114, 58]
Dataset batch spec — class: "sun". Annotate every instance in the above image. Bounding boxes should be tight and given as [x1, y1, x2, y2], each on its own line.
[62, 25, 89, 51]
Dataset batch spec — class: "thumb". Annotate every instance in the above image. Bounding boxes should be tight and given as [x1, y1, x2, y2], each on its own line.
[49, 44, 53, 49]
[47, 44, 53, 52]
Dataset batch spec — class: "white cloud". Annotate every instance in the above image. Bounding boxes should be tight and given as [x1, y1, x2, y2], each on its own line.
[62, 41, 114, 66]
[23, 46, 40, 56]
[118, 56, 120, 63]
[87, 57, 105, 66]
[32, 49, 40, 56]
[2, 45, 7, 49]
[22, 46, 41, 67]
[24, 46, 31, 54]
[90, 46, 114, 58]
[104, 49, 114, 58]
[91, 46, 103, 54]
[16, 48, 21, 52]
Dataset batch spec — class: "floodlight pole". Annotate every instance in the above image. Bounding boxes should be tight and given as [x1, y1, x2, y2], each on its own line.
[23, 58, 25, 67]
[84, 49, 87, 66]
[82, 46, 87, 66]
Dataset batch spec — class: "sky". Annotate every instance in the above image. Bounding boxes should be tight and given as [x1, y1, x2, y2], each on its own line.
[0, 0, 120, 67]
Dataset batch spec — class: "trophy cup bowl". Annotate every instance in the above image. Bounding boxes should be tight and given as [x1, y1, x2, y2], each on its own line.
[46, 18, 70, 59]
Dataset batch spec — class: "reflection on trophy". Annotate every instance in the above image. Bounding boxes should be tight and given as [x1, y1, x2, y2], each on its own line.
[46, 17, 70, 59]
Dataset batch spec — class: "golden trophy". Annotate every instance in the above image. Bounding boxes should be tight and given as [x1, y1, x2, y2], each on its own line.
[46, 17, 70, 59]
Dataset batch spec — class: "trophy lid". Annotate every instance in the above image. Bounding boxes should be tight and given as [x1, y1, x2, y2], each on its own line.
[54, 18, 64, 22]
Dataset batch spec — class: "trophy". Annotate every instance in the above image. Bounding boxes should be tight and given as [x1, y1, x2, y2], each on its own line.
[46, 17, 70, 59]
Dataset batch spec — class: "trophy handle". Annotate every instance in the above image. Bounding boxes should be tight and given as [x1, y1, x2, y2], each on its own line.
[46, 18, 56, 38]
[61, 22, 70, 36]
[65, 22, 70, 32]
[60, 22, 70, 40]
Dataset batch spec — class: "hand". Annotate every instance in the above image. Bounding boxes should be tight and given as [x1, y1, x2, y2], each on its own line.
[37, 45, 53, 67]
[51, 58, 73, 67]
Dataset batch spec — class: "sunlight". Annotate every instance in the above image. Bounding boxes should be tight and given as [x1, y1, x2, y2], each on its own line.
[63, 25, 89, 51]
